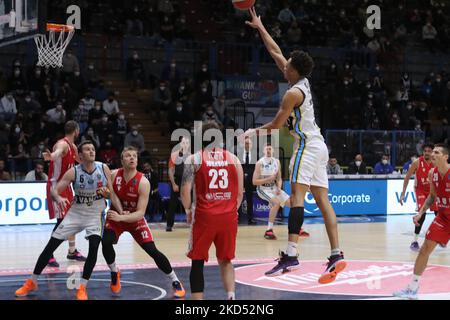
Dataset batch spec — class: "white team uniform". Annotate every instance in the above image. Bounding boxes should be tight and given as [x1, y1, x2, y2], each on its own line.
[287, 78, 329, 188]
[52, 162, 108, 240]
[256, 157, 290, 207]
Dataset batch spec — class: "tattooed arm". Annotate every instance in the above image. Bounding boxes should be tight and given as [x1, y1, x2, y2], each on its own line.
[180, 154, 198, 223]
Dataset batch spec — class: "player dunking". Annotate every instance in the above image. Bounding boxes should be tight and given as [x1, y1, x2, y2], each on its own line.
[400, 143, 438, 251]
[44, 121, 86, 267]
[394, 143, 450, 299]
[15, 141, 117, 300]
[181, 123, 244, 300]
[244, 7, 346, 283]
[102, 147, 185, 298]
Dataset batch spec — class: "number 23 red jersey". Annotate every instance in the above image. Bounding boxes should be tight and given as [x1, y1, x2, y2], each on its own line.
[194, 149, 238, 217]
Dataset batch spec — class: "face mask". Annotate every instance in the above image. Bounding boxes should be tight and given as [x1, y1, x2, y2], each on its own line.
[331, 65, 336, 69]
[366, 85, 371, 89]
[75, 72, 80, 76]
[160, 86, 165, 91]
[176, 107, 182, 112]
[35, 70, 41, 76]
[132, 130, 138, 136]
[88, 65, 94, 70]
[395, 119, 400, 125]
[179, 86, 185, 91]
[207, 111, 214, 116]
[119, 115, 125, 120]
[436, 78, 441, 83]
[201, 88, 207, 93]
[133, 55, 138, 59]
[95, 106, 101, 111]
[386, 103, 390, 108]
[15, 127, 21, 134]
[180, 19, 186, 23]
[171, 64, 176, 68]
[25, 98, 31, 103]
[56, 105, 63, 110]
[407, 104, 412, 110]
[202, 68, 207, 72]
[39, 144, 45, 150]
[344, 81, 348, 85]
[355, 161, 362, 167]
[102, 117, 108, 122]
[368, 94, 373, 99]
[382, 159, 388, 165]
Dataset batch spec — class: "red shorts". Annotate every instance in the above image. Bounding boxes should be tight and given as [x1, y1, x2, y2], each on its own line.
[416, 189, 438, 212]
[426, 214, 450, 246]
[187, 213, 238, 262]
[104, 217, 154, 245]
[46, 183, 74, 219]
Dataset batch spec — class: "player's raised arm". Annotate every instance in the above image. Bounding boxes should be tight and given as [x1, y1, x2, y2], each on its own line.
[43, 140, 68, 162]
[414, 169, 436, 225]
[400, 159, 419, 205]
[112, 177, 151, 223]
[246, 6, 288, 73]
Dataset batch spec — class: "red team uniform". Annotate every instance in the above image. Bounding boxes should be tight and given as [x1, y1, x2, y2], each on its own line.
[46, 137, 77, 219]
[187, 149, 238, 262]
[105, 169, 154, 245]
[426, 167, 450, 246]
[415, 156, 438, 212]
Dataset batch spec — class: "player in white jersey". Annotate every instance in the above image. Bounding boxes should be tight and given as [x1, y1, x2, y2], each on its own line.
[15, 141, 123, 300]
[253, 143, 309, 240]
[243, 7, 346, 283]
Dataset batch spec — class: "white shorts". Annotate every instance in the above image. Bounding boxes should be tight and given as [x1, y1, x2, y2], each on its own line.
[257, 186, 290, 208]
[289, 137, 329, 188]
[52, 209, 106, 240]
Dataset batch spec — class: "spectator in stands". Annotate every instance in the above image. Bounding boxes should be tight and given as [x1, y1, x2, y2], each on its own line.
[58, 82, 78, 112]
[278, 3, 296, 29]
[0, 67, 8, 93]
[67, 70, 86, 100]
[193, 81, 214, 119]
[98, 140, 118, 168]
[81, 127, 101, 150]
[0, 122, 11, 160]
[399, 101, 417, 129]
[0, 92, 17, 124]
[92, 80, 109, 102]
[81, 91, 95, 111]
[8, 67, 27, 96]
[20, 93, 41, 116]
[213, 95, 232, 128]
[46, 102, 66, 126]
[160, 15, 175, 42]
[29, 140, 46, 161]
[431, 73, 446, 110]
[415, 102, 429, 125]
[202, 105, 223, 129]
[194, 63, 211, 88]
[72, 101, 90, 134]
[102, 93, 120, 117]
[175, 14, 194, 41]
[402, 154, 418, 174]
[168, 101, 191, 132]
[158, 0, 175, 16]
[161, 59, 182, 92]
[89, 101, 106, 127]
[326, 156, 343, 175]
[126, 51, 146, 91]
[0, 159, 12, 181]
[174, 80, 192, 106]
[142, 160, 159, 222]
[367, 37, 381, 54]
[374, 154, 395, 174]
[27, 66, 45, 94]
[124, 126, 145, 153]
[24, 161, 47, 181]
[94, 114, 114, 146]
[126, 3, 144, 36]
[86, 62, 100, 89]
[113, 112, 128, 149]
[41, 79, 56, 109]
[348, 154, 368, 174]
[61, 49, 80, 79]
[287, 21, 302, 46]
[9, 143, 31, 180]
[152, 80, 172, 123]
[421, 78, 433, 101]
[422, 21, 438, 53]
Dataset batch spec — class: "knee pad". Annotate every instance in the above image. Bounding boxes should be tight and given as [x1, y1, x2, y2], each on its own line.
[190, 260, 205, 293]
[288, 207, 304, 235]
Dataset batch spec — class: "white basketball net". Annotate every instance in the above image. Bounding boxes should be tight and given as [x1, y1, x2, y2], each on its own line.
[34, 27, 75, 68]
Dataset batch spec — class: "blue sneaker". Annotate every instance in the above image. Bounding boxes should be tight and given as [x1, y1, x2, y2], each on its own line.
[410, 241, 420, 252]
[264, 251, 300, 277]
[393, 287, 418, 300]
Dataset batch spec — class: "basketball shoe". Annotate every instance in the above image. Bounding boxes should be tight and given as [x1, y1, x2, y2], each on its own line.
[110, 271, 121, 294]
[393, 287, 418, 300]
[76, 284, 88, 300]
[264, 229, 277, 240]
[47, 257, 60, 267]
[15, 279, 38, 297]
[264, 251, 300, 276]
[67, 249, 87, 261]
[172, 281, 186, 298]
[299, 229, 310, 237]
[410, 241, 420, 252]
[318, 252, 347, 284]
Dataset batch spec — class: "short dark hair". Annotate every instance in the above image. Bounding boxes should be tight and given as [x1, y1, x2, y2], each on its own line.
[34, 160, 44, 168]
[78, 140, 95, 153]
[435, 143, 449, 155]
[65, 121, 79, 135]
[423, 143, 434, 150]
[290, 50, 315, 78]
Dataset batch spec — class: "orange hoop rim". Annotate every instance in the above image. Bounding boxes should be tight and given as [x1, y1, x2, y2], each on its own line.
[46, 23, 75, 33]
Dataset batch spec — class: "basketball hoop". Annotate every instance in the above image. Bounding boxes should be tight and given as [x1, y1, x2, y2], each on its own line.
[34, 23, 75, 68]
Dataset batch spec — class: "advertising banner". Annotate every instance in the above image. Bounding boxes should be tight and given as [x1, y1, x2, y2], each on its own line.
[224, 80, 279, 107]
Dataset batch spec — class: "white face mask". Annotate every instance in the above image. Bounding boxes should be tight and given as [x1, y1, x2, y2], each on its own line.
[382, 159, 388, 165]
[25, 98, 31, 103]
[176, 107, 182, 112]
[132, 130, 138, 136]
[355, 161, 362, 167]
[15, 127, 21, 134]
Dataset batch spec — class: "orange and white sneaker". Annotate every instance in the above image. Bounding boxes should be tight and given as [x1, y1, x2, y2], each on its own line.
[76, 284, 88, 300]
[110, 271, 121, 294]
[318, 252, 347, 284]
[299, 229, 310, 237]
[172, 281, 185, 298]
[15, 279, 38, 297]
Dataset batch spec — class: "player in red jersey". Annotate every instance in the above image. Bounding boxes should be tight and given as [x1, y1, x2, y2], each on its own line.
[44, 121, 86, 267]
[180, 123, 244, 300]
[102, 147, 185, 298]
[400, 143, 438, 251]
[394, 143, 450, 299]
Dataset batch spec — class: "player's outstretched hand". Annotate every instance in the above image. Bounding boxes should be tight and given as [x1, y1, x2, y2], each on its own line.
[413, 213, 422, 226]
[107, 210, 123, 222]
[96, 187, 111, 199]
[245, 7, 263, 30]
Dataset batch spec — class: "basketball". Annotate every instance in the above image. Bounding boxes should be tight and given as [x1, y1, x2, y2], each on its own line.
[232, 0, 256, 11]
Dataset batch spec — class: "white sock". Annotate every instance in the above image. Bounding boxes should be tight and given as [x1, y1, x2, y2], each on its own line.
[68, 241, 76, 254]
[331, 248, 341, 256]
[227, 292, 235, 300]
[108, 262, 118, 273]
[267, 222, 274, 230]
[408, 274, 420, 291]
[414, 234, 419, 242]
[286, 241, 298, 257]
[31, 274, 39, 284]
[80, 278, 88, 287]
[167, 271, 179, 282]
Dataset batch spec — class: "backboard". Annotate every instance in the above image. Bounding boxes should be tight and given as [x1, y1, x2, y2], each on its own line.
[0, 0, 44, 47]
